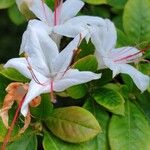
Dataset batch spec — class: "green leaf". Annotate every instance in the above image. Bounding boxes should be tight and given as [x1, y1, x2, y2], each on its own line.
[136, 91, 150, 122]
[6, 133, 37, 150]
[0, 68, 29, 82]
[84, 0, 107, 5]
[108, 0, 127, 9]
[73, 55, 98, 72]
[66, 84, 87, 99]
[123, 0, 150, 45]
[30, 94, 53, 120]
[83, 98, 110, 150]
[92, 87, 125, 115]
[0, 0, 15, 9]
[109, 100, 150, 150]
[116, 29, 131, 47]
[45, 106, 101, 143]
[138, 63, 150, 75]
[8, 4, 25, 25]
[43, 131, 92, 150]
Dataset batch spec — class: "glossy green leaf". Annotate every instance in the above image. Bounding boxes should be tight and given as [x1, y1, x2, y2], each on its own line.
[8, 4, 25, 25]
[92, 87, 125, 115]
[83, 98, 110, 150]
[108, 0, 127, 9]
[0, 0, 15, 9]
[0, 68, 29, 82]
[136, 91, 150, 122]
[43, 131, 92, 150]
[6, 133, 37, 150]
[109, 100, 150, 150]
[45, 106, 101, 143]
[66, 84, 87, 99]
[116, 29, 131, 47]
[30, 94, 53, 120]
[84, 0, 107, 5]
[73, 55, 98, 72]
[123, 0, 150, 45]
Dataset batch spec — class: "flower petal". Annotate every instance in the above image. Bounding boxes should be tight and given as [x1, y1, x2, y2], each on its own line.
[20, 20, 59, 75]
[103, 58, 150, 92]
[119, 64, 150, 92]
[54, 16, 105, 38]
[4, 58, 31, 79]
[54, 69, 101, 92]
[91, 19, 117, 56]
[21, 79, 50, 116]
[111, 47, 142, 63]
[53, 32, 87, 77]
[53, 24, 86, 38]
[60, 0, 84, 23]
[29, 0, 53, 26]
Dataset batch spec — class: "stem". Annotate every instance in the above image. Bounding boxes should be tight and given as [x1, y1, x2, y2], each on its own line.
[1, 94, 26, 150]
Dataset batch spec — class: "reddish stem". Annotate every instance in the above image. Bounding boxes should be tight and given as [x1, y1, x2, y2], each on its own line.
[1, 94, 26, 150]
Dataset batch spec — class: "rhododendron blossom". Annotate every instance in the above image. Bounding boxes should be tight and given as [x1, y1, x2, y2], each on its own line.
[91, 20, 150, 92]
[4, 21, 101, 116]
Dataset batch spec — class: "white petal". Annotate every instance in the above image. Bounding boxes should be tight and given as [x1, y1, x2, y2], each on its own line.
[21, 79, 50, 116]
[118, 64, 150, 92]
[53, 32, 86, 76]
[111, 47, 142, 63]
[54, 16, 105, 38]
[54, 69, 101, 92]
[20, 20, 59, 75]
[60, 0, 84, 23]
[29, 0, 53, 26]
[64, 16, 105, 27]
[4, 58, 31, 79]
[103, 58, 150, 92]
[53, 24, 86, 38]
[92, 19, 117, 56]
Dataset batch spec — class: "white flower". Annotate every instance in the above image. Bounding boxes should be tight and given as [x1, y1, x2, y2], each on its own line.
[91, 19, 150, 92]
[16, 0, 85, 46]
[4, 21, 101, 116]
[53, 16, 106, 42]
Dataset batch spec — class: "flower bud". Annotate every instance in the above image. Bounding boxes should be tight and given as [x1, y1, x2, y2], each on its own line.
[16, 0, 35, 19]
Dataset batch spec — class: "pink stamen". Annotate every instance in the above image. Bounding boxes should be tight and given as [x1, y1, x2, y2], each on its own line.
[25, 56, 45, 86]
[50, 81, 56, 103]
[54, 0, 63, 26]
[114, 45, 150, 62]
[1, 94, 26, 150]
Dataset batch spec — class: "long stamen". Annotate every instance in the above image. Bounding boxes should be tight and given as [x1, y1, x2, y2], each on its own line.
[54, 0, 63, 26]
[50, 81, 56, 103]
[54, 0, 58, 26]
[114, 45, 150, 62]
[1, 94, 26, 150]
[25, 55, 45, 86]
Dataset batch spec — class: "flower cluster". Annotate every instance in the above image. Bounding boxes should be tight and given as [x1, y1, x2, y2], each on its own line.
[4, 0, 150, 117]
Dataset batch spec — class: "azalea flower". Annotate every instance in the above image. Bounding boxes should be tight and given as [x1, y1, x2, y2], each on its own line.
[53, 16, 106, 42]
[54, 17, 150, 92]
[0, 82, 41, 134]
[16, 0, 85, 45]
[90, 19, 150, 92]
[4, 21, 101, 117]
